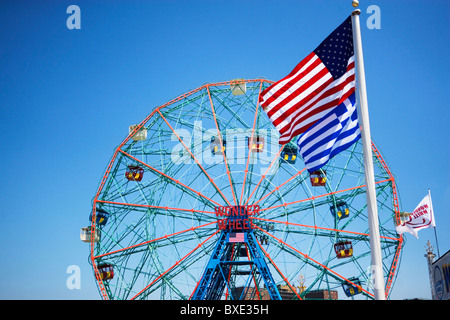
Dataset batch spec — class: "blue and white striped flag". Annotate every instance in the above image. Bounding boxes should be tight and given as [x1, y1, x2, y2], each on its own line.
[297, 92, 361, 173]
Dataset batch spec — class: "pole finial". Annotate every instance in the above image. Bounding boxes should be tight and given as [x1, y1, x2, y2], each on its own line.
[425, 240, 433, 254]
[352, 9, 361, 16]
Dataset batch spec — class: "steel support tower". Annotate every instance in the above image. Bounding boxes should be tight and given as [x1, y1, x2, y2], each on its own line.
[191, 205, 281, 300]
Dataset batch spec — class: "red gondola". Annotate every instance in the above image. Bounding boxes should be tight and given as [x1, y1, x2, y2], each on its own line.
[98, 264, 114, 281]
[310, 170, 326, 186]
[247, 136, 264, 153]
[125, 165, 144, 182]
[334, 241, 353, 259]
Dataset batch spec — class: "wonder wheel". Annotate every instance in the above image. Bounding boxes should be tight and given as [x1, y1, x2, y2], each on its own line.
[82, 79, 403, 300]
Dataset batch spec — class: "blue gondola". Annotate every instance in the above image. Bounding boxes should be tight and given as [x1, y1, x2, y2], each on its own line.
[89, 208, 109, 226]
[280, 145, 298, 164]
[211, 136, 226, 155]
[330, 201, 349, 220]
[342, 277, 362, 297]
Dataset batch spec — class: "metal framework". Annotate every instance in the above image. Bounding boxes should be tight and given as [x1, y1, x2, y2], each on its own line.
[191, 205, 282, 300]
[86, 79, 404, 300]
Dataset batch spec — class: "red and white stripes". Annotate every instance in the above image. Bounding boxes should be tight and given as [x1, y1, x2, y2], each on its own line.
[260, 53, 355, 145]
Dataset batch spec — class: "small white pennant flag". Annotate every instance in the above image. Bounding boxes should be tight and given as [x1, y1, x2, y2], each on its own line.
[396, 191, 435, 239]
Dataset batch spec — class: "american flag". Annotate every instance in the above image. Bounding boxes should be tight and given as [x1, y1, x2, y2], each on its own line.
[228, 232, 245, 243]
[259, 16, 355, 145]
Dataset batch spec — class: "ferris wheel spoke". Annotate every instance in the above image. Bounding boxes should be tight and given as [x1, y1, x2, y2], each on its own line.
[93, 219, 219, 261]
[156, 109, 232, 206]
[252, 217, 399, 244]
[260, 177, 393, 213]
[140, 245, 215, 299]
[253, 237, 302, 300]
[250, 221, 374, 299]
[95, 199, 216, 222]
[210, 92, 250, 130]
[239, 81, 264, 205]
[253, 169, 306, 207]
[244, 145, 284, 206]
[131, 230, 220, 300]
[118, 149, 221, 208]
[134, 232, 218, 300]
[207, 86, 239, 206]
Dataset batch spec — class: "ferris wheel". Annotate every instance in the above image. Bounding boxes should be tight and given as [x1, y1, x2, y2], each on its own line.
[81, 79, 404, 300]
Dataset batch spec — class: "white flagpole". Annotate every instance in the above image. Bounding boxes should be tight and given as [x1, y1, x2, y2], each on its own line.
[351, 9, 386, 300]
[429, 189, 441, 258]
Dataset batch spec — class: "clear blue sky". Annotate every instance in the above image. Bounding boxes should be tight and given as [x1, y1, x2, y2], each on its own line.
[0, 0, 448, 299]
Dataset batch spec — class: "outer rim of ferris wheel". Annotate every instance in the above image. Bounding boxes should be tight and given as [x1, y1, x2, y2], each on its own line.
[87, 79, 403, 300]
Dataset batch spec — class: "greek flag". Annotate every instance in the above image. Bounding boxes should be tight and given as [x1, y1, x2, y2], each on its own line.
[297, 92, 361, 173]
